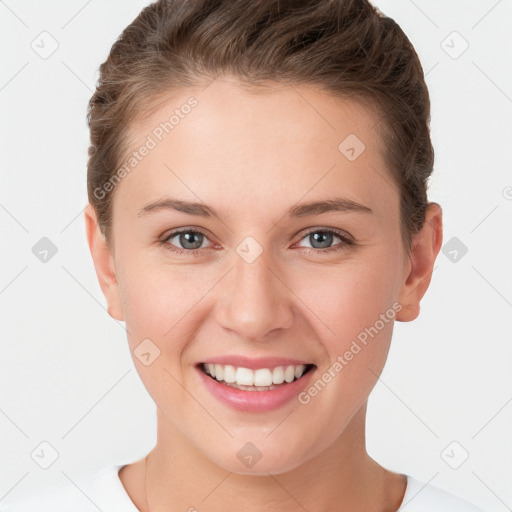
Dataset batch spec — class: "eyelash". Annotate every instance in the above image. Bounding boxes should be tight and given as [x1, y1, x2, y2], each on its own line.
[160, 227, 355, 256]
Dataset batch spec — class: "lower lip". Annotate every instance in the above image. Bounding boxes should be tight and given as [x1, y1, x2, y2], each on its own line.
[196, 365, 316, 412]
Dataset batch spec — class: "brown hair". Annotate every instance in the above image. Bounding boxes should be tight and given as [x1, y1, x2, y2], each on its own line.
[87, 0, 434, 251]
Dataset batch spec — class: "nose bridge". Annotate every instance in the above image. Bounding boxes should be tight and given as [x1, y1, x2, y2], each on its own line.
[218, 239, 293, 340]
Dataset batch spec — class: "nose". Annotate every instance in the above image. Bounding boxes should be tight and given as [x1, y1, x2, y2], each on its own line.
[216, 246, 294, 342]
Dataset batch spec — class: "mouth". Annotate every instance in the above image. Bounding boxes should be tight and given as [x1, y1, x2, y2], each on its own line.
[198, 362, 316, 391]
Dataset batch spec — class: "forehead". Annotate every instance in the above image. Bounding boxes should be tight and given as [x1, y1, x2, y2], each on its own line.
[115, 78, 398, 223]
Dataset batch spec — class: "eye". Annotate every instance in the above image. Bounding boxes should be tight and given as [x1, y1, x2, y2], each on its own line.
[295, 228, 354, 253]
[162, 228, 214, 255]
[160, 227, 354, 256]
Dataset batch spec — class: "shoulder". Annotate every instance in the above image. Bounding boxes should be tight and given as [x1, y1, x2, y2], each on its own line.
[0, 464, 137, 512]
[401, 475, 485, 512]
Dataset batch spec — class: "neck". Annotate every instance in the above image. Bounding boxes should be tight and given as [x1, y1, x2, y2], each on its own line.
[143, 403, 405, 512]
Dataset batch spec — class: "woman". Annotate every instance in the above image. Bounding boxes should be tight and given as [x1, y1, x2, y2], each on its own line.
[2, 0, 484, 510]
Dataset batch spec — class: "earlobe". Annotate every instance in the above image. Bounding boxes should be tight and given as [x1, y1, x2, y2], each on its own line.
[396, 202, 443, 322]
[84, 204, 124, 321]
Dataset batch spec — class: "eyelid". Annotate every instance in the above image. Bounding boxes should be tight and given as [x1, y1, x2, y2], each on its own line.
[295, 226, 353, 244]
[161, 225, 214, 241]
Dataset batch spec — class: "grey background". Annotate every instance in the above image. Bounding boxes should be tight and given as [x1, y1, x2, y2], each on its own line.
[1, 0, 511, 509]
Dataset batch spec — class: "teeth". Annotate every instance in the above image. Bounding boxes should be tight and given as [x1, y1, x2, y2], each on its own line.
[214, 364, 224, 381]
[272, 366, 285, 384]
[203, 363, 310, 387]
[235, 367, 254, 386]
[254, 369, 273, 387]
[284, 365, 295, 383]
[295, 365, 306, 379]
[223, 364, 236, 383]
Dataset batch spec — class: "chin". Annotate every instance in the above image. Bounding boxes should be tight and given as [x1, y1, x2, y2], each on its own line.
[204, 441, 310, 476]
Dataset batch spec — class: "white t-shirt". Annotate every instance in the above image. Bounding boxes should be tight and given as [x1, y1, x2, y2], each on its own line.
[0, 463, 484, 512]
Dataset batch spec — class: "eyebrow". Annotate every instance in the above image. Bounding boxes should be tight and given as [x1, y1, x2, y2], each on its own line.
[138, 196, 373, 220]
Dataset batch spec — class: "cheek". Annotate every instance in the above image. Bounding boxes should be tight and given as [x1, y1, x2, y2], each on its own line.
[295, 257, 400, 422]
[297, 252, 400, 345]
[115, 262, 204, 401]
[115, 258, 200, 345]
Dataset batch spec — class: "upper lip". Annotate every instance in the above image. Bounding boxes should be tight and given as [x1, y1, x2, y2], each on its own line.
[199, 355, 314, 370]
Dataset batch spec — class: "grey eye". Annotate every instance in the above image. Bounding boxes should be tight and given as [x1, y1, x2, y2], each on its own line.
[299, 231, 342, 250]
[167, 230, 207, 250]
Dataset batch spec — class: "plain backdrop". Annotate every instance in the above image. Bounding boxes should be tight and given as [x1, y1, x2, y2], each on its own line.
[1, 0, 511, 510]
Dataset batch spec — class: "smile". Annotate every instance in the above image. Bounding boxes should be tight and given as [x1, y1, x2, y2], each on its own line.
[201, 363, 314, 391]
[196, 358, 317, 412]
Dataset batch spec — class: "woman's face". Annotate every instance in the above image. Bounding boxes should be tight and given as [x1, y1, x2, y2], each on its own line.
[95, 78, 415, 474]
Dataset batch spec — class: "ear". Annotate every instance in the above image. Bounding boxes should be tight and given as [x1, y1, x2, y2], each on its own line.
[396, 202, 443, 322]
[84, 204, 124, 321]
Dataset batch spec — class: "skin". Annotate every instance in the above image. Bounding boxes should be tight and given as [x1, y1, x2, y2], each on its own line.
[85, 76, 443, 512]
